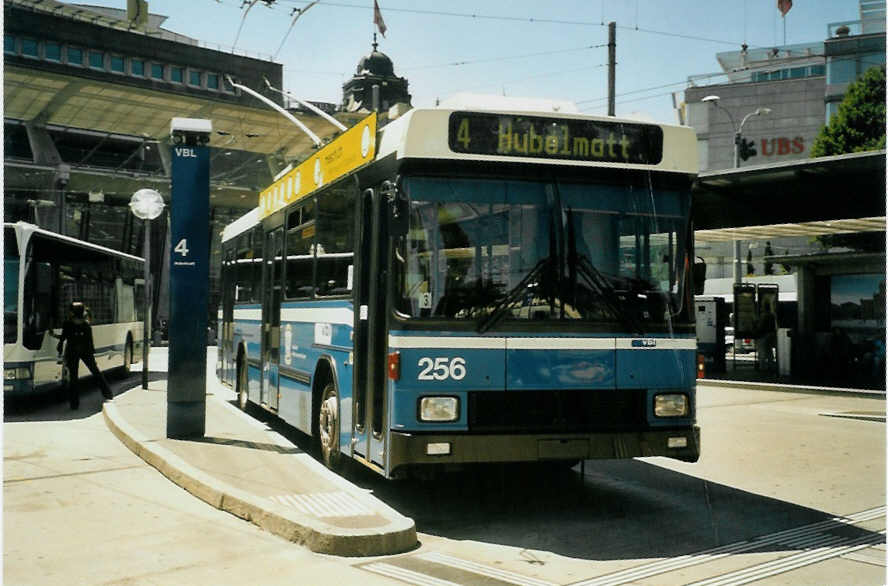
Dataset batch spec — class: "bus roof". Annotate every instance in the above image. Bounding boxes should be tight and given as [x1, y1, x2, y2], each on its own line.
[220, 207, 261, 243]
[251, 108, 699, 221]
[4, 221, 144, 262]
[377, 108, 698, 175]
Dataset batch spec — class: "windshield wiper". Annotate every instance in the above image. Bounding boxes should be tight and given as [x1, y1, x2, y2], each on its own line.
[476, 256, 553, 334]
[574, 254, 645, 335]
[565, 209, 643, 335]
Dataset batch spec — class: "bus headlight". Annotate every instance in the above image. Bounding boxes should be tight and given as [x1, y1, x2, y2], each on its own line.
[654, 393, 689, 417]
[5, 367, 31, 380]
[419, 396, 459, 422]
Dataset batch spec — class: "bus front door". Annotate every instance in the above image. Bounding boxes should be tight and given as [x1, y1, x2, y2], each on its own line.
[352, 188, 388, 471]
[261, 228, 283, 411]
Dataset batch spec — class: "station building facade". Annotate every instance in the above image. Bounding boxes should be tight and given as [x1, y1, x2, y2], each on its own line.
[4, 0, 411, 334]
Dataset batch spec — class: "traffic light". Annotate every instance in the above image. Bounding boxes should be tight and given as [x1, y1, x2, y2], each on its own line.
[738, 137, 757, 161]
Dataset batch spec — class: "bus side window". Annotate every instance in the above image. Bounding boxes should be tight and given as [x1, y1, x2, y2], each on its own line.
[22, 261, 54, 349]
[316, 182, 357, 297]
[285, 203, 316, 299]
[234, 232, 254, 303]
[250, 226, 263, 302]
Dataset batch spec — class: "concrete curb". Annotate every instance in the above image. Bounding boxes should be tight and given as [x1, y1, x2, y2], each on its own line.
[699, 378, 886, 399]
[103, 401, 417, 556]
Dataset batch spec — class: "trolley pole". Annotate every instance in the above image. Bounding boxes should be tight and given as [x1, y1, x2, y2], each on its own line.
[167, 118, 211, 439]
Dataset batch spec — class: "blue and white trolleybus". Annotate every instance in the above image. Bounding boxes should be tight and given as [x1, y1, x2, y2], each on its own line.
[217, 107, 701, 478]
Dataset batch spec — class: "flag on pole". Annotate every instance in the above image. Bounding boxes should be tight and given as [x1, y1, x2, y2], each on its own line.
[374, 0, 387, 37]
[778, 0, 792, 17]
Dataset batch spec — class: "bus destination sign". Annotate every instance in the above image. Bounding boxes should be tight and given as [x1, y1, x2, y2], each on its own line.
[448, 112, 663, 165]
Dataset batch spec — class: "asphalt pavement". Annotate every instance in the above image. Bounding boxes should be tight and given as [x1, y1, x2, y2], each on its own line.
[8, 346, 884, 584]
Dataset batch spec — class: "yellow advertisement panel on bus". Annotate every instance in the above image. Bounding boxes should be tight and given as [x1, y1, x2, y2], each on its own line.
[259, 112, 377, 219]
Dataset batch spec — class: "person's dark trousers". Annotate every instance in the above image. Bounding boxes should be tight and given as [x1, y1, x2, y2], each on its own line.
[66, 355, 113, 409]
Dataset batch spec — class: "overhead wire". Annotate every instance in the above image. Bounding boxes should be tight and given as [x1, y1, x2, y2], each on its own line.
[401, 44, 607, 71]
[260, 0, 754, 48]
[219, 0, 872, 116]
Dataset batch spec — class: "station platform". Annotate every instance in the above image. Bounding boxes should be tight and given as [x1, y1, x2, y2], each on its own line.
[701, 355, 886, 398]
[102, 359, 416, 557]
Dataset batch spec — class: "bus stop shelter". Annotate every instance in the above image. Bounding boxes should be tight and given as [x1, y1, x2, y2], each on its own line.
[692, 150, 886, 389]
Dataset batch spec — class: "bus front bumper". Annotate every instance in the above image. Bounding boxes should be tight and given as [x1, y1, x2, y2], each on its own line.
[389, 426, 700, 473]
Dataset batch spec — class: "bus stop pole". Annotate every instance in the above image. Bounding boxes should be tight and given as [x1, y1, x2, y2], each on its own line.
[167, 118, 211, 439]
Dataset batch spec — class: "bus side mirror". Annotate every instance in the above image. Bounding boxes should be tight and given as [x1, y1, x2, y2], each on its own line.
[693, 258, 706, 295]
[383, 179, 408, 236]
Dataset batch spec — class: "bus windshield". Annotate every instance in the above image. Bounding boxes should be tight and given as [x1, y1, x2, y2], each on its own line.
[5, 229, 19, 344]
[396, 175, 691, 331]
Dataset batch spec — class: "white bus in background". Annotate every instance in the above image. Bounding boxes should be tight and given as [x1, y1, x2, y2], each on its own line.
[4, 222, 144, 397]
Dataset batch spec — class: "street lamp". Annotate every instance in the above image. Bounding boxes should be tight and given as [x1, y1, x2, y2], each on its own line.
[129, 188, 165, 390]
[702, 96, 772, 286]
[701, 95, 771, 168]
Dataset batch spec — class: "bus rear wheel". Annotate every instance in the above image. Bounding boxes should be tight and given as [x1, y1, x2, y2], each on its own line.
[317, 381, 341, 471]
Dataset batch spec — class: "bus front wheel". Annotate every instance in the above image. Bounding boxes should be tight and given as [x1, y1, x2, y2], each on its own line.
[317, 381, 341, 471]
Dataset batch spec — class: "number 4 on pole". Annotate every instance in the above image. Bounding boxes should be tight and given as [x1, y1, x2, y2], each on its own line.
[174, 238, 190, 257]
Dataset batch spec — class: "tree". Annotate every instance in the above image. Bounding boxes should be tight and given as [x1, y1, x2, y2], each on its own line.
[811, 65, 886, 157]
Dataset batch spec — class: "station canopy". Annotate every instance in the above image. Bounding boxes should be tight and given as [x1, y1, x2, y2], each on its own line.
[4, 64, 364, 208]
[693, 150, 886, 242]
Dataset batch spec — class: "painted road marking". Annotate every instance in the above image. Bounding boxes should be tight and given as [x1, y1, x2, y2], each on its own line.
[415, 552, 558, 586]
[268, 491, 373, 517]
[363, 562, 461, 586]
[687, 530, 886, 586]
[573, 505, 885, 586]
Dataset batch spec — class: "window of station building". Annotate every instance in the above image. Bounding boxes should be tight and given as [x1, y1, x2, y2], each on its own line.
[222, 76, 236, 93]
[189, 69, 202, 87]
[110, 55, 125, 73]
[44, 41, 62, 62]
[4, 121, 33, 161]
[4, 34, 15, 55]
[66, 46, 83, 66]
[151, 63, 164, 80]
[207, 73, 220, 90]
[83, 204, 130, 254]
[827, 101, 841, 121]
[828, 57, 858, 85]
[170, 65, 184, 83]
[49, 129, 164, 174]
[89, 50, 104, 70]
[285, 200, 317, 299]
[130, 58, 145, 77]
[21, 38, 38, 58]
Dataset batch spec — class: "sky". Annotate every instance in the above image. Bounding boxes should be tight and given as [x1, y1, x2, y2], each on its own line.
[77, 0, 862, 124]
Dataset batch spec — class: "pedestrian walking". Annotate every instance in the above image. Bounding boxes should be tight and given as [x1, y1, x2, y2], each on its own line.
[755, 306, 777, 370]
[56, 302, 113, 409]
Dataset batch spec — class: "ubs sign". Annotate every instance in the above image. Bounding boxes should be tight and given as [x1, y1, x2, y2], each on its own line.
[759, 136, 806, 157]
